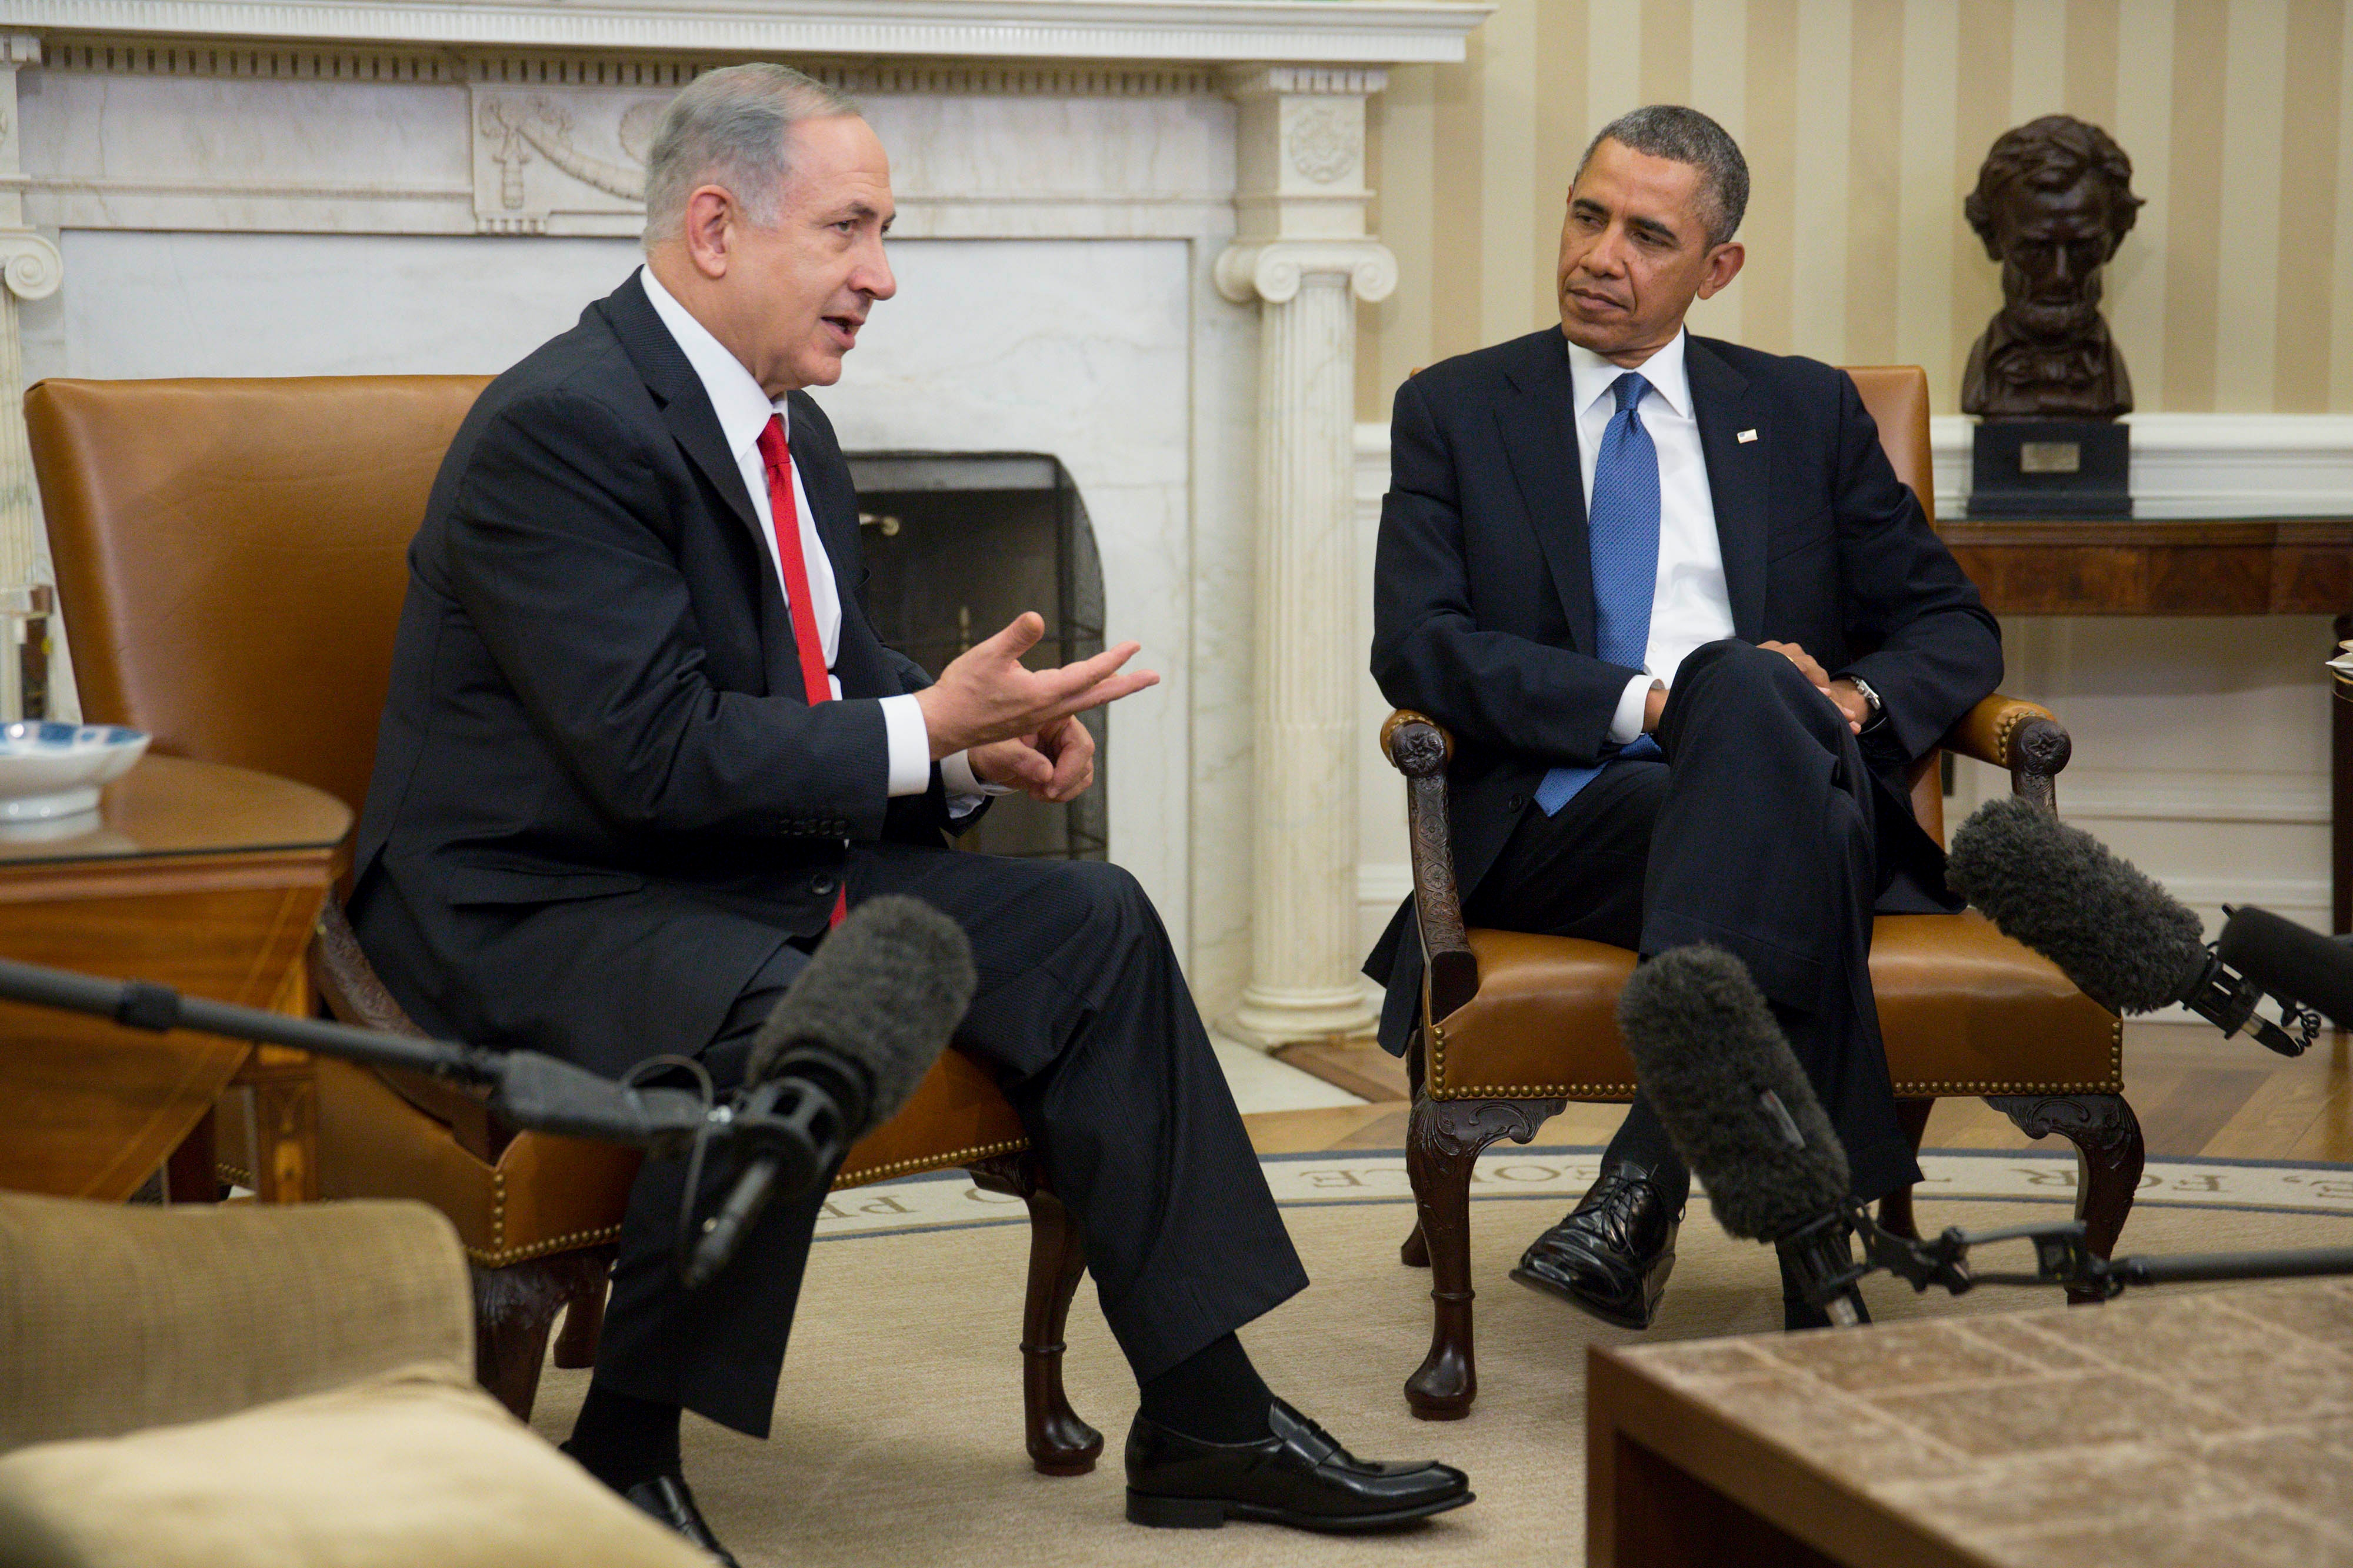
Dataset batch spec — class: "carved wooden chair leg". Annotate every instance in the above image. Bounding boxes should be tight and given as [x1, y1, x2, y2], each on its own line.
[1874, 1099, 1938, 1242]
[1403, 1094, 1563, 1420]
[472, 1246, 617, 1420]
[552, 1262, 612, 1371]
[1400, 1030, 1431, 1268]
[1987, 1092, 2145, 1305]
[968, 1152, 1102, 1476]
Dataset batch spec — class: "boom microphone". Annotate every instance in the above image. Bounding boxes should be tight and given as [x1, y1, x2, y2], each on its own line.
[1616, 945, 1868, 1326]
[1944, 796, 2205, 1016]
[683, 895, 975, 1287]
[1947, 796, 2339, 1055]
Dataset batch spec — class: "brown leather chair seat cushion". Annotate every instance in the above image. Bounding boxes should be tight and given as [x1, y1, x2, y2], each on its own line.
[838, 1049, 1028, 1189]
[1427, 911, 2118, 1100]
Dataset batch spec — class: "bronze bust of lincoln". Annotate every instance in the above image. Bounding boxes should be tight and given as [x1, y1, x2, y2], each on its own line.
[1961, 114, 2144, 421]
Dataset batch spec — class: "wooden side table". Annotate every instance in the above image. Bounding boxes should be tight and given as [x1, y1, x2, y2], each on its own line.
[1942, 513, 2353, 929]
[0, 753, 349, 1204]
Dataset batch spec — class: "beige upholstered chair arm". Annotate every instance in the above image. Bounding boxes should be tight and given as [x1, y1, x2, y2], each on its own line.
[1381, 710, 1479, 1020]
[0, 1192, 473, 1450]
[1939, 693, 2072, 812]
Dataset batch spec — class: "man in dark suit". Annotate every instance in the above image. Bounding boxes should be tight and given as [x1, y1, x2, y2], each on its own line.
[1365, 105, 2001, 1335]
[352, 64, 1469, 1560]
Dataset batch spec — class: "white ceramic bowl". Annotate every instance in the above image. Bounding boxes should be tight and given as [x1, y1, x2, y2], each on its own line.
[0, 722, 151, 822]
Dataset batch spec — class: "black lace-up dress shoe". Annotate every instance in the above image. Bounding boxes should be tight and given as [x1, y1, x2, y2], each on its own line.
[1124, 1399, 1472, 1533]
[1511, 1159, 1683, 1330]
[622, 1474, 741, 1567]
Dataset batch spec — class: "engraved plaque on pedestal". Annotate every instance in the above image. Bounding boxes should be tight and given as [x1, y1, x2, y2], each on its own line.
[1968, 421, 2129, 519]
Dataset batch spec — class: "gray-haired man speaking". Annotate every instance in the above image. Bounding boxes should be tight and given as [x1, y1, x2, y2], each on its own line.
[350, 64, 1469, 1560]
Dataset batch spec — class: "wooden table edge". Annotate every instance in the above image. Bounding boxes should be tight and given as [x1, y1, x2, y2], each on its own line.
[1586, 1344, 2001, 1568]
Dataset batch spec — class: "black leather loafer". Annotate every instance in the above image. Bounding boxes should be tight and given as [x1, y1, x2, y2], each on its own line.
[1124, 1398, 1472, 1533]
[1511, 1159, 1682, 1330]
[622, 1473, 741, 1567]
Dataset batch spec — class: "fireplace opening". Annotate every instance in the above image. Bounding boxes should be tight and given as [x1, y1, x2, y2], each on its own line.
[847, 453, 1107, 862]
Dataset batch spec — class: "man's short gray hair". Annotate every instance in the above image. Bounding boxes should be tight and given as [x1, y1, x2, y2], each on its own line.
[1577, 105, 1749, 249]
[641, 64, 859, 247]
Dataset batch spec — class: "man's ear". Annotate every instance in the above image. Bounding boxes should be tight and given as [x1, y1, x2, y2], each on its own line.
[682, 185, 736, 280]
[1697, 241, 1745, 300]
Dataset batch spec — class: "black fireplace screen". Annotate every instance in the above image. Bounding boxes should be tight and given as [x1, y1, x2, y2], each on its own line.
[845, 453, 1107, 862]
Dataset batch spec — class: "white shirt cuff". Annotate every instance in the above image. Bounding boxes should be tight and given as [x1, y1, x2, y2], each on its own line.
[1607, 675, 1660, 745]
[880, 694, 933, 798]
[940, 749, 1014, 801]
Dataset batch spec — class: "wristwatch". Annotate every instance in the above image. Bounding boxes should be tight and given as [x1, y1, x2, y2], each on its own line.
[1847, 675, 1885, 727]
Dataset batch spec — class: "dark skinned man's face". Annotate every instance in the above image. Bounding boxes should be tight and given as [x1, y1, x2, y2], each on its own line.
[1555, 137, 1744, 369]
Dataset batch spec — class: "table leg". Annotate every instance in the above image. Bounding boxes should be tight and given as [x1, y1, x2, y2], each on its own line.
[2335, 613, 2352, 934]
[240, 1046, 319, 1203]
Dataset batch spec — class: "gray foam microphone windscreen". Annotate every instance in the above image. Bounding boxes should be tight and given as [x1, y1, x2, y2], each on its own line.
[1617, 945, 1851, 1243]
[745, 894, 975, 1133]
[1945, 795, 2206, 1016]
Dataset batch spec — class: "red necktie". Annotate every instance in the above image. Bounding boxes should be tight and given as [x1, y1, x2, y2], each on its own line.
[755, 413, 848, 928]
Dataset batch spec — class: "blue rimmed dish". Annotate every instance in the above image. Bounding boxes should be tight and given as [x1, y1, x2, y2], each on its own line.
[0, 722, 150, 823]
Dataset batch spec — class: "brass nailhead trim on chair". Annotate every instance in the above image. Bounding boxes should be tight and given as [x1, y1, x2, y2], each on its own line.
[1992, 708, 2030, 768]
[462, 1136, 1038, 1265]
[467, 1226, 626, 1269]
[461, 1167, 628, 1269]
[835, 1136, 1030, 1190]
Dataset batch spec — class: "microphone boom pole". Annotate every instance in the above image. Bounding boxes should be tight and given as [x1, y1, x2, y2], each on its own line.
[0, 953, 716, 1155]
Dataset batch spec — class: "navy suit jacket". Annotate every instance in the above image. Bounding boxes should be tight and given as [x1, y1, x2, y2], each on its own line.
[351, 273, 966, 1075]
[1363, 327, 2002, 1049]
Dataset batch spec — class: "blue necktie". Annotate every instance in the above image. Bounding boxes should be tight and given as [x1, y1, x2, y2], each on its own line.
[1535, 372, 1665, 816]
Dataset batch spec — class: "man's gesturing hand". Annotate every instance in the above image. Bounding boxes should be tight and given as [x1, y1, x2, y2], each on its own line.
[916, 611, 1157, 760]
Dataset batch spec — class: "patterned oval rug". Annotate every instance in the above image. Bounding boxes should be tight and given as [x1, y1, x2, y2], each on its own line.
[528, 1147, 2353, 1567]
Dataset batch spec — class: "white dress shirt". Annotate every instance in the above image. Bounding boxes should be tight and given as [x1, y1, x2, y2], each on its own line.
[639, 265, 994, 803]
[1565, 329, 1737, 743]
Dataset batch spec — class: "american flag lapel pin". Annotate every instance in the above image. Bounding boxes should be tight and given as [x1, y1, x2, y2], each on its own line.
[1737, 428, 1759, 443]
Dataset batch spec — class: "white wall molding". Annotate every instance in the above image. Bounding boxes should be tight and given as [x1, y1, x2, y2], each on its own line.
[2059, 773, 2330, 828]
[1929, 413, 2353, 520]
[8, 1, 1492, 64]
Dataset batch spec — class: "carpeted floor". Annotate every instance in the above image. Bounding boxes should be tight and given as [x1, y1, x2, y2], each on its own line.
[528, 1149, 2353, 1566]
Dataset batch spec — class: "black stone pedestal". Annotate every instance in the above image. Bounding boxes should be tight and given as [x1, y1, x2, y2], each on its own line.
[1967, 420, 2129, 518]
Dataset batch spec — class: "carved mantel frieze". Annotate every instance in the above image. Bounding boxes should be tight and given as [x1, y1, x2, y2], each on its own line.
[471, 85, 664, 235]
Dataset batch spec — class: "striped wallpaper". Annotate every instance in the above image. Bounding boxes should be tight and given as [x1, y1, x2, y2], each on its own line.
[1359, 0, 2352, 420]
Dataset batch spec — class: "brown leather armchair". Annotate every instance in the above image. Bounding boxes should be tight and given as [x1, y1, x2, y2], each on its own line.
[27, 375, 1099, 1474]
[1381, 365, 2132, 1419]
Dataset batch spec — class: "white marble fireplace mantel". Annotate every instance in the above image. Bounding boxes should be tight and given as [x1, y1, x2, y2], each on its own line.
[0, 0, 1490, 1039]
